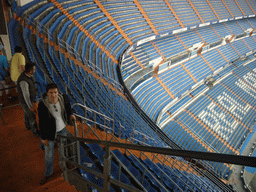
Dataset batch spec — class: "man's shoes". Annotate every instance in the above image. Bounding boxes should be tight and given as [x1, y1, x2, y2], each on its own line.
[40, 175, 50, 185]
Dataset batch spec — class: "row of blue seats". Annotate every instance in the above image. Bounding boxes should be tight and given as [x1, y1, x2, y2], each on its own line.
[55, 1, 151, 81]
[206, 1, 231, 19]
[52, 0, 252, 86]
[195, 26, 221, 45]
[226, 21, 246, 35]
[80, 143, 222, 192]
[23, 0, 255, 93]
[183, 56, 214, 82]
[99, 0, 256, 29]
[8, 18, 21, 54]
[216, 68, 255, 149]
[161, 64, 256, 174]
[138, 1, 181, 33]
[207, 80, 256, 126]
[190, 0, 218, 22]
[206, 92, 254, 142]
[159, 95, 192, 125]
[131, 43, 245, 123]
[133, 61, 205, 121]
[219, 43, 240, 62]
[169, 0, 201, 26]
[211, 22, 230, 37]
[126, 149, 221, 191]
[188, 95, 236, 144]
[159, 65, 196, 96]
[167, 59, 256, 176]
[223, 0, 245, 17]
[19, 2, 142, 141]
[125, 24, 255, 158]
[122, 21, 254, 86]
[177, 30, 202, 48]
[42, 2, 123, 88]
[162, 117, 209, 153]
[179, 108, 228, 151]
[80, 66, 165, 145]
[133, 78, 158, 104]
[79, 145, 129, 192]
[132, 78, 173, 122]
[202, 49, 228, 71]
[240, 36, 256, 52]
[221, 71, 256, 108]
[22, 26, 48, 92]
[122, 19, 256, 80]
[154, 35, 187, 60]
[231, 39, 251, 56]
[236, 19, 253, 33]
[168, 111, 233, 178]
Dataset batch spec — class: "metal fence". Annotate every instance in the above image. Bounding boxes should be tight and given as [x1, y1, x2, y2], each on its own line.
[57, 118, 256, 192]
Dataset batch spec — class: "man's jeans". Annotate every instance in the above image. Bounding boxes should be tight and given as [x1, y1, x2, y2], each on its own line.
[20, 103, 38, 134]
[44, 127, 68, 177]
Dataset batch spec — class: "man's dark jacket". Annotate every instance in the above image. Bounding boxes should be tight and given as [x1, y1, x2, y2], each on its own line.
[17, 72, 38, 108]
[38, 94, 73, 141]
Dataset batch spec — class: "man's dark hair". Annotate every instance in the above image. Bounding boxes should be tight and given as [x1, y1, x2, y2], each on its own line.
[46, 83, 59, 93]
[14, 46, 22, 53]
[24, 62, 36, 73]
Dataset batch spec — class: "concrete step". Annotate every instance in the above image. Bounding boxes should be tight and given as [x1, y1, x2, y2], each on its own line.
[32, 176, 77, 192]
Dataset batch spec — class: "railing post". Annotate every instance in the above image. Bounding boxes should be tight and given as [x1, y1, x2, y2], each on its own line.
[103, 145, 111, 191]
[82, 120, 85, 138]
[59, 137, 68, 181]
[74, 121, 81, 165]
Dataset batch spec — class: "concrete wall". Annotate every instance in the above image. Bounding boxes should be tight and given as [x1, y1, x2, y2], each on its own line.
[249, 173, 256, 192]
[17, 0, 33, 7]
[0, 35, 12, 61]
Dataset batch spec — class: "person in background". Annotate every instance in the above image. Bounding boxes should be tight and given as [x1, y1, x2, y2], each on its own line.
[0, 45, 11, 107]
[10, 46, 25, 84]
[38, 83, 76, 185]
[17, 62, 40, 137]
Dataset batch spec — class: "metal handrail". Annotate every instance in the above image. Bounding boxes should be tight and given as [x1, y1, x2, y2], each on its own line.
[0, 82, 43, 100]
[71, 103, 158, 146]
[72, 111, 217, 191]
[57, 131, 254, 191]
[59, 135, 256, 168]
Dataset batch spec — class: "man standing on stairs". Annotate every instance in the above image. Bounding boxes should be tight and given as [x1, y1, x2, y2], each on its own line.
[38, 83, 76, 185]
[10, 46, 25, 84]
[17, 62, 40, 137]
